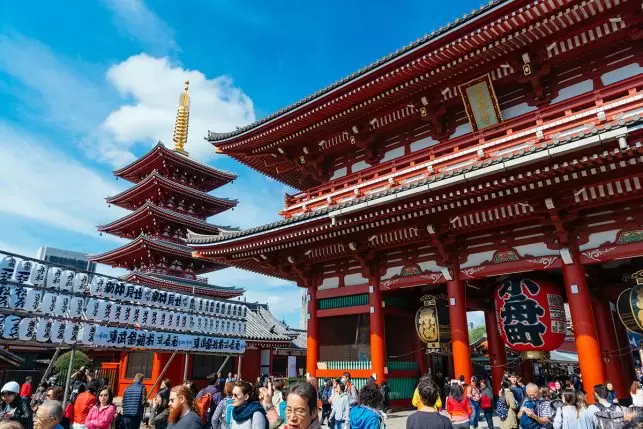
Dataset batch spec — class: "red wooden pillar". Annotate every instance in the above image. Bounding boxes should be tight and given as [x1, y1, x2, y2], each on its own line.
[369, 275, 386, 383]
[306, 286, 319, 378]
[485, 309, 507, 394]
[562, 259, 605, 400]
[593, 300, 627, 398]
[447, 274, 472, 381]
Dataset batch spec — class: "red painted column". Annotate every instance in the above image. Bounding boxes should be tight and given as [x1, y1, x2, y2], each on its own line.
[485, 309, 507, 395]
[562, 260, 605, 400]
[593, 300, 627, 398]
[369, 275, 386, 383]
[447, 275, 472, 381]
[306, 286, 319, 378]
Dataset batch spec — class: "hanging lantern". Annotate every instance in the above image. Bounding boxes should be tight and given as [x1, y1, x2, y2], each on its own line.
[25, 289, 43, 313]
[36, 319, 53, 342]
[18, 318, 36, 341]
[415, 294, 451, 353]
[69, 297, 84, 319]
[14, 260, 33, 284]
[64, 323, 80, 344]
[616, 270, 643, 333]
[495, 278, 566, 360]
[10, 285, 28, 310]
[46, 267, 63, 289]
[0, 256, 17, 281]
[0, 282, 9, 309]
[2, 315, 20, 340]
[73, 273, 89, 294]
[54, 295, 71, 316]
[42, 293, 58, 314]
[82, 324, 98, 345]
[90, 276, 106, 296]
[50, 320, 65, 343]
[60, 270, 75, 292]
[29, 263, 47, 286]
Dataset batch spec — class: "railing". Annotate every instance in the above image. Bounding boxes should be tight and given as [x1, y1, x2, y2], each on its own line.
[318, 378, 369, 390]
[318, 294, 368, 310]
[283, 76, 643, 215]
[387, 378, 416, 400]
[319, 360, 418, 371]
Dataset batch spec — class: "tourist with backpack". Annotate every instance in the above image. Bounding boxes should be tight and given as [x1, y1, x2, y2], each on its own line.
[197, 374, 223, 428]
[447, 383, 472, 429]
[349, 384, 386, 429]
[498, 380, 519, 429]
[479, 379, 494, 429]
[580, 385, 624, 429]
[553, 389, 581, 429]
[121, 374, 147, 429]
[341, 373, 358, 407]
[518, 383, 549, 429]
[211, 383, 234, 429]
[229, 381, 269, 429]
[319, 380, 333, 425]
[149, 393, 170, 429]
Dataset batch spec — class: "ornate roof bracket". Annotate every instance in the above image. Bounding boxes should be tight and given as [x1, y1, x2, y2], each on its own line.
[543, 197, 573, 250]
[350, 122, 384, 166]
[426, 224, 456, 268]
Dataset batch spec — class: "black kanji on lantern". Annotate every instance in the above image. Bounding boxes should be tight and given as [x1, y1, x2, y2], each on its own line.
[498, 278, 547, 347]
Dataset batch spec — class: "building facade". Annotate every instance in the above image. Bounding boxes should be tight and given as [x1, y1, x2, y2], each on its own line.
[36, 247, 96, 273]
[188, 0, 643, 406]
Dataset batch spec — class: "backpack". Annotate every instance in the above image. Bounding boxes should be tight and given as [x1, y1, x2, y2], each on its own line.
[481, 394, 492, 410]
[519, 400, 541, 429]
[197, 393, 213, 425]
[320, 387, 331, 404]
[279, 401, 286, 421]
[595, 403, 624, 429]
[496, 396, 509, 421]
[222, 398, 234, 429]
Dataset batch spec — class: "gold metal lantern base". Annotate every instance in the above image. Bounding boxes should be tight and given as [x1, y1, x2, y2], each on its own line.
[521, 351, 548, 361]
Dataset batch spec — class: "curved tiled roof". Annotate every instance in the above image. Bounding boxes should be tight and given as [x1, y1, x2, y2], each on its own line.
[207, 0, 510, 142]
[243, 305, 292, 342]
[189, 119, 642, 246]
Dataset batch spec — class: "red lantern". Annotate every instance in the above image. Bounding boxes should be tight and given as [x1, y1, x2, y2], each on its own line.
[495, 278, 566, 359]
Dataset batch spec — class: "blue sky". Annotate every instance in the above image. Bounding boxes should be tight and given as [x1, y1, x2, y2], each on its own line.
[0, 0, 485, 327]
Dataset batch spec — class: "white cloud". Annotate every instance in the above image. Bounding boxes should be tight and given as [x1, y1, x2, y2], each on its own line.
[102, 0, 178, 56]
[0, 122, 127, 242]
[94, 54, 255, 168]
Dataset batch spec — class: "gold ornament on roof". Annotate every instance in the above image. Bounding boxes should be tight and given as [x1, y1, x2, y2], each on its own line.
[173, 80, 190, 156]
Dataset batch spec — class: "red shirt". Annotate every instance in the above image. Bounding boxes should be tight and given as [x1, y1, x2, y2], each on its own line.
[74, 392, 97, 424]
[20, 383, 32, 397]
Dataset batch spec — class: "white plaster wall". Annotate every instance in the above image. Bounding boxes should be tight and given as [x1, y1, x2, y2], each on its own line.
[502, 102, 537, 120]
[513, 243, 559, 257]
[460, 251, 496, 268]
[330, 167, 347, 180]
[345, 273, 368, 286]
[578, 229, 620, 251]
[418, 260, 442, 272]
[382, 265, 404, 281]
[381, 146, 405, 162]
[319, 276, 339, 290]
[601, 63, 642, 86]
[551, 79, 593, 104]
[452, 123, 473, 138]
[410, 136, 439, 152]
[351, 161, 369, 173]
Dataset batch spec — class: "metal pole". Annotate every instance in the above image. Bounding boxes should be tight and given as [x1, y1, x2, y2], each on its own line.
[216, 356, 231, 375]
[62, 346, 76, 408]
[41, 347, 63, 385]
[146, 352, 178, 401]
[237, 355, 242, 380]
[183, 353, 190, 381]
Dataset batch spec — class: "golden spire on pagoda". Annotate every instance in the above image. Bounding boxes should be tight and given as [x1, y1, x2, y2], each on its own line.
[173, 80, 190, 156]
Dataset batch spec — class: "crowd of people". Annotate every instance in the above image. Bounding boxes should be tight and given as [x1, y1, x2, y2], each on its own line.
[5, 368, 643, 429]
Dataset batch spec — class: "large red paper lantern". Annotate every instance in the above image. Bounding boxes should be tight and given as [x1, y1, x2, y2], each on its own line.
[495, 278, 566, 359]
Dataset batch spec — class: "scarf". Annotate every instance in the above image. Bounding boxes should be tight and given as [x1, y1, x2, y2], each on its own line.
[232, 401, 268, 429]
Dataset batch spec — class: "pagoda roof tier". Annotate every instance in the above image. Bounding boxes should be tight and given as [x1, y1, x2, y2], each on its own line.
[207, 0, 636, 190]
[114, 143, 236, 191]
[124, 271, 244, 299]
[91, 234, 226, 274]
[97, 201, 239, 238]
[189, 119, 643, 280]
[106, 171, 238, 217]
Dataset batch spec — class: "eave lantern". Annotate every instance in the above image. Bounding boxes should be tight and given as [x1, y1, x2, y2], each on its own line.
[616, 270, 643, 333]
[415, 294, 451, 354]
[495, 278, 566, 360]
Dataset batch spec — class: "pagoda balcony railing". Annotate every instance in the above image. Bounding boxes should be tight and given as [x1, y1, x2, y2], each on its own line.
[282, 76, 642, 217]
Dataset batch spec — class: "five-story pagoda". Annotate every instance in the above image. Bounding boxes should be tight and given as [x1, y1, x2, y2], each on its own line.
[92, 81, 243, 300]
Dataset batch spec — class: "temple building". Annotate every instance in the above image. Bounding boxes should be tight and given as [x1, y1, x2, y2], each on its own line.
[188, 0, 643, 406]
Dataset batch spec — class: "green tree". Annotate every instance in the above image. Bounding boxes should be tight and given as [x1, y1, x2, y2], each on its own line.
[469, 325, 486, 343]
[53, 350, 91, 380]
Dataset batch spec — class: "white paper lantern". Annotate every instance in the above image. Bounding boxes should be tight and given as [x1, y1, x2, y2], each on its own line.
[140, 308, 150, 327]
[149, 310, 159, 328]
[50, 320, 65, 343]
[158, 312, 167, 328]
[14, 260, 33, 284]
[93, 326, 109, 347]
[69, 297, 84, 318]
[10, 285, 28, 310]
[54, 295, 71, 316]
[35, 319, 53, 342]
[109, 304, 122, 323]
[59, 270, 75, 292]
[25, 289, 43, 313]
[0, 256, 17, 282]
[82, 324, 98, 345]
[42, 292, 58, 314]
[73, 273, 89, 294]
[0, 283, 10, 309]
[142, 287, 152, 303]
[2, 315, 20, 339]
[29, 263, 47, 286]
[120, 305, 131, 324]
[129, 307, 140, 325]
[64, 323, 80, 344]
[112, 282, 126, 299]
[90, 276, 106, 296]
[188, 315, 195, 331]
[101, 301, 113, 322]
[179, 314, 187, 331]
[46, 267, 63, 289]
[18, 318, 36, 341]
[85, 298, 100, 319]
[103, 280, 117, 298]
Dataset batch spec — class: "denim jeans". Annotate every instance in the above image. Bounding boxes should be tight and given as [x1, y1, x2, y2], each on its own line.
[470, 400, 481, 428]
[335, 419, 346, 429]
[484, 409, 494, 429]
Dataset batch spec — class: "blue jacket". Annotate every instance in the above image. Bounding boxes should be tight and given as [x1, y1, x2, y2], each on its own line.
[349, 406, 382, 429]
[122, 381, 145, 417]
